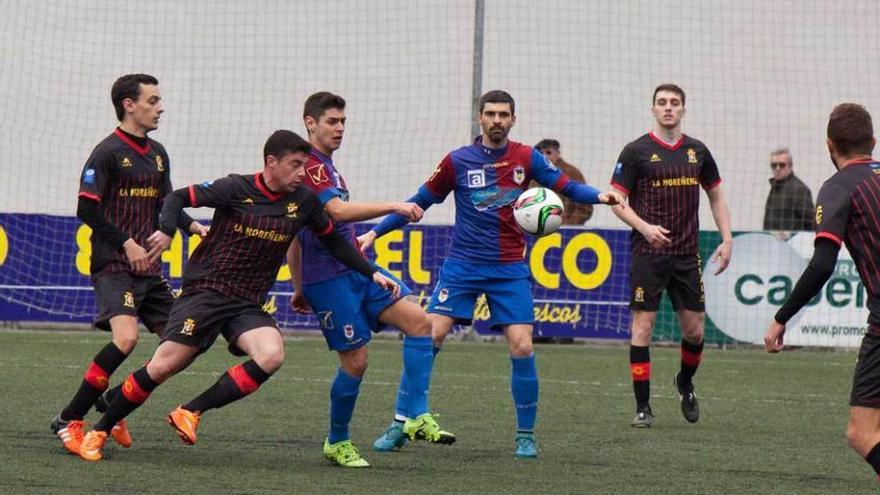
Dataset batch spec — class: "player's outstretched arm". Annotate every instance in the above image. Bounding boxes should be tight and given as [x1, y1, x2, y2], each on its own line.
[765, 238, 839, 352]
[324, 197, 423, 224]
[706, 185, 733, 274]
[360, 186, 444, 252]
[609, 191, 672, 249]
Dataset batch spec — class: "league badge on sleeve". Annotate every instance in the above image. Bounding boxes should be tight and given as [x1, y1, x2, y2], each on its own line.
[83, 168, 96, 184]
[613, 162, 623, 176]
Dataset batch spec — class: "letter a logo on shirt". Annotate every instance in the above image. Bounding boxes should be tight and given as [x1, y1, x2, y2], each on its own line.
[467, 169, 486, 188]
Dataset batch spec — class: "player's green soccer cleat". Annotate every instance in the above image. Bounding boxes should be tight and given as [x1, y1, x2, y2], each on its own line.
[323, 438, 370, 468]
[373, 421, 409, 452]
[403, 413, 456, 444]
[515, 432, 538, 458]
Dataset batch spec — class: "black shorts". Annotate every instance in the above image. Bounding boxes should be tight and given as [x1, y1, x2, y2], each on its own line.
[630, 253, 705, 312]
[92, 271, 175, 333]
[850, 331, 880, 407]
[161, 288, 278, 356]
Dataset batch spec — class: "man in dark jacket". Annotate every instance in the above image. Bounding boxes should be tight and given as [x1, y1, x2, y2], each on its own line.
[763, 147, 814, 231]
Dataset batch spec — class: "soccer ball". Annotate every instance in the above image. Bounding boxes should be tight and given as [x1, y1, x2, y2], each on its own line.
[513, 187, 564, 236]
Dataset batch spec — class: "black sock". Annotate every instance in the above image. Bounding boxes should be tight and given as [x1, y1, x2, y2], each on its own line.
[183, 361, 271, 414]
[679, 338, 704, 386]
[95, 384, 122, 413]
[630, 345, 651, 410]
[60, 342, 127, 421]
[94, 367, 158, 432]
[867, 442, 880, 476]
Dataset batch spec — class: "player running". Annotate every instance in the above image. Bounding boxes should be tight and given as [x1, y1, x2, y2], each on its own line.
[360, 90, 622, 458]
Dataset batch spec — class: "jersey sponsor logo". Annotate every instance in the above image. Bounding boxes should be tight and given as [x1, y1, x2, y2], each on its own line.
[343, 324, 355, 340]
[317, 311, 334, 330]
[512, 165, 525, 185]
[687, 148, 698, 164]
[122, 291, 135, 308]
[471, 186, 521, 211]
[232, 223, 293, 243]
[650, 153, 662, 163]
[180, 318, 196, 336]
[286, 202, 299, 218]
[83, 168, 96, 184]
[437, 288, 449, 303]
[650, 176, 699, 188]
[634, 286, 645, 303]
[467, 169, 486, 188]
[483, 160, 510, 169]
[816, 205, 823, 225]
[307, 163, 329, 184]
[121, 157, 133, 168]
[155, 154, 165, 172]
[119, 186, 160, 198]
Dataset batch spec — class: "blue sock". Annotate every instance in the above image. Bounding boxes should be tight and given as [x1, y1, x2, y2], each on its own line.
[394, 345, 440, 420]
[510, 354, 538, 433]
[328, 367, 361, 444]
[401, 336, 434, 418]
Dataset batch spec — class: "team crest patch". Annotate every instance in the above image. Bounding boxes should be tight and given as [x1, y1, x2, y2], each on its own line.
[634, 287, 645, 303]
[307, 163, 329, 184]
[467, 169, 486, 188]
[318, 311, 334, 330]
[512, 165, 525, 185]
[687, 148, 698, 164]
[343, 324, 355, 340]
[121, 157, 133, 168]
[180, 318, 196, 336]
[122, 291, 135, 308]
[155, 154, 165, 171]
[286, 202, 299, 218]
[437, 288, 449, 303]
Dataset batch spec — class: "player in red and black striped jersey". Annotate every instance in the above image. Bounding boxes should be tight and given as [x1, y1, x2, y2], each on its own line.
[766, 103, 880, 481]
[610, 84, 732, 427]
[51, 74, 208, 456]
[77, 130, 399, 461]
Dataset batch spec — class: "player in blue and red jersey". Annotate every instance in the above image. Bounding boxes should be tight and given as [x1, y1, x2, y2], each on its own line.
[287, 92, 454, 468]
[765, 103, 880, 481]
[360, 90, 623, 458]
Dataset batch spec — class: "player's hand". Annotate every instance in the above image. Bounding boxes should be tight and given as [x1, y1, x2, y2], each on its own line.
[357, 230, 377, 254]
[123, 238, 151, 273]
[711, 240, 732, 275]
[764, 319, 786, 353]
[145, 230, 173, 263]
[393, 202, 424, 222]
[189, 221, 210, 238]
[640, 224, 672, 249]
[372, 272, 400, 299]
[598, 190, 625, 207]
[289, 292, 311, 314]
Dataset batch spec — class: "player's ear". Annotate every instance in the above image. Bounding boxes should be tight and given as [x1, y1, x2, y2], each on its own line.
[304, 116, 316, 134]
[510, 114, 516, 127]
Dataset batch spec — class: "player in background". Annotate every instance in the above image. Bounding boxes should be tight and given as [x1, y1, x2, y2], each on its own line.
[77, 130, 399, 461]
[288, 92, 454, 468]
[610, 84, 732, 427]
[359, 90, 623, 458]
[51, 74, 207, 455]
[765, 103, 880, 481]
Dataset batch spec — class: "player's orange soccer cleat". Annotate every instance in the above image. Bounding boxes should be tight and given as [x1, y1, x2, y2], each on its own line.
[79, 430, 108, 462]
[110, 418, 132, 448]
[166, 406, 200, 445]
[50, 415, 86, 455]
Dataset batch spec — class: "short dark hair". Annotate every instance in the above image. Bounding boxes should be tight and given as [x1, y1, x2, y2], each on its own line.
[479, 90, 515, 114]
[303, 91, 346, 122]
[263, 130, 312, 161]
[653, 83, 686, 106]
[111, 74, 159, 121]
[535, 139, 560, 152]
[827, 103, 874, 157]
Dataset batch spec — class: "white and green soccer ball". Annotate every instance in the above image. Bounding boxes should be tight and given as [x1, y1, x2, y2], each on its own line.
[513, 187, 564, 236]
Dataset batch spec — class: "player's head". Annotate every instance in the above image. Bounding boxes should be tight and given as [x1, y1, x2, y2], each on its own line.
[827, 103, 875, 169]
[652, 83, 686, 130]
[263, 130, 312, 192]
[111, 74, 162, 132]
[303, 92, 346, 155]
[769, 147, 794, 181]
[535, 138, 561, 163]
[478, 90, 516, 145]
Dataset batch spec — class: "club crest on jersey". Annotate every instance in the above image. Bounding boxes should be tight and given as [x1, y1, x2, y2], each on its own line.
[512, 165, 525, 185]
[634, 287, 645, 303]
[437, 288, 449, 303]
[343, 324, 355, 340]
[650, 154, 661, 163]
[307, 163, 329, 184]
[815, 205, 823, 225]
[317, 311, 334, 330]
[122, 291, 135, 308]
[687, 148, 698, 164]
[286, 202, 299, 218]
[467, 169, 486, 188]
[180, 318, 196, 336]
[121, 157, 133, 168]
[155, 154, 165, 171]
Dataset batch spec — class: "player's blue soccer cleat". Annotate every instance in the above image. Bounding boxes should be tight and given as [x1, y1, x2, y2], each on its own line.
[515, 432, 538, 458]
[373, 421, 409, 452]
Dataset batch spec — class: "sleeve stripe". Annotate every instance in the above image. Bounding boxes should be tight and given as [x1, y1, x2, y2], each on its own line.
[188, 185, 198, 207]
[816, 231, 843, 246]
[552, 175, 570, 191]
[610, 182, 629, 194]
[703, 178, 722, 190]
[316, 219, 335, 237]
[78, 191, 101, 202]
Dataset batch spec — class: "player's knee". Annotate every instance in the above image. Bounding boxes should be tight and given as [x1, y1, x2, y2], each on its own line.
[112, 332, 139, 354]
[509, 339, 533, 358]
[409, 313, 432, 337]
[255, 345, 285, 374]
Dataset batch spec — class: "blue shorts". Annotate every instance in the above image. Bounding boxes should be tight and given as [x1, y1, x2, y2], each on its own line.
[303, 267, 412, 352]
[427, 258, 534, 330]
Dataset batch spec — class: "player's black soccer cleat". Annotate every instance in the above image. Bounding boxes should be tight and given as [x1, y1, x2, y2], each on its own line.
[674, 373, 700, 423]
[630, 405, 654, 428]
